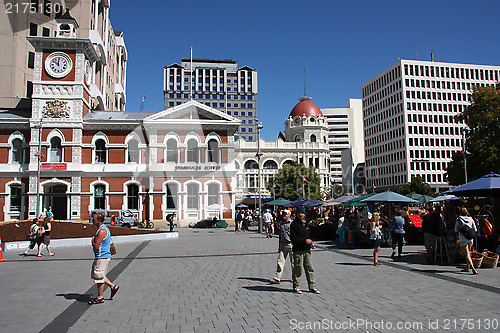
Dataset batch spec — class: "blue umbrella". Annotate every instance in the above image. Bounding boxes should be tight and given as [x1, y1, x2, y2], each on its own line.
[360, 190, 418, 204]
[283, 198, 306, 208]
[302, 199, 324, 207]
[236, 204, 248, 208]
[444, 173, 500, 196]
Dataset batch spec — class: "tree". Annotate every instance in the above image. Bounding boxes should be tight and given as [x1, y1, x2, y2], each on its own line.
[446, 83, 500, 185]
[267, 161, 322, 201]
[397, 176, 434, 196]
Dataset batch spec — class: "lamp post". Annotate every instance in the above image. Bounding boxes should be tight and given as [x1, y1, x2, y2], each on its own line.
[256, 121, 263, 233]
[34, 119, 43, 218]
[462, 127, 469, 184]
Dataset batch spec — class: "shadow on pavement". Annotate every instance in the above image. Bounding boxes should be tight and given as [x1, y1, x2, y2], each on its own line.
[238, 277, 271, 283]
[243, 285, 293, 293]
[335, 262, 372, 266]
[56, 293, 93, 303]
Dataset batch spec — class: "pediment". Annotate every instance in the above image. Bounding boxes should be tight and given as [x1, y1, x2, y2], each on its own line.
[144, 100, 240, 124]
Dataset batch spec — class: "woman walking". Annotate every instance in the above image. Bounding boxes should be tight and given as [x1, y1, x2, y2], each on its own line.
[454, 207, 478, 274]
[390, 210, 405, 259]
[37, 216, 55, 257]
[370, 216, 383, 266]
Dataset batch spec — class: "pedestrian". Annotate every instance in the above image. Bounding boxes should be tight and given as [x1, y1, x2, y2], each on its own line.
[390, 209, 405, 259]
[46, 206, 53, 220]
[22, 218, 42, 256]
[263, 209, 274, 238]
[37, 216, 55, 257]
[243, 210, 251, 231]
[370, 215, 383, 266]
[270, 210, 293, 284]
[422, 205, 440, 263]
[337, 213, 347, 245]
[89, 212, 119, 304]
[290, 206, 320, 294]
[454, 207, 478, 275]
[167, 213, 176, 232]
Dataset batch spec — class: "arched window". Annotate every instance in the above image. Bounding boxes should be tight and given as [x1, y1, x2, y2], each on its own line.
[310, 134, 317, 142]
[207, 183, 220, 205]
[207, 139, 219, 163]
[187, 139, 199, 163]
[11, 138, 23, 163]
[50, 137, 62, 162]
[95, 139, 106, 163]
[244, 160, 258, 169]
[127, 139, 140, 163]
[127, 184, 139, 210]
[263, 160, 278, 169]
[294, 135, 301, 142]
[166, 183, 178, 209]
[187, 183, 199, 209]
[283, 160, 295, 166]
[9, 184, 22, 212]
[166, 139, 178, 163]
[94, 184, 106, 209]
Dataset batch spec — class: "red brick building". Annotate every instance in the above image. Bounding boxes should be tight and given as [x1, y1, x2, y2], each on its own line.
[0, 13, 239, 225]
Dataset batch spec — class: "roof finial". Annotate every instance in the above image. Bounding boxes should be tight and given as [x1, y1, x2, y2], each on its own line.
[303, 67, 306, 97]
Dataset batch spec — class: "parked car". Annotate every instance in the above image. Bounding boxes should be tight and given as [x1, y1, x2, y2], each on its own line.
[89, 209, 138, 228]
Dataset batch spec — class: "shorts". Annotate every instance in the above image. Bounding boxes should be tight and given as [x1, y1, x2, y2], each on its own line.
[42, 235, 50, 245]
[372, 239, 382, 249]
[91, 258, 111, 283]
[424, 233, 437, 250]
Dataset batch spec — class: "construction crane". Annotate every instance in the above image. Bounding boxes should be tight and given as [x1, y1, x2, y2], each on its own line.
[140, 96, 146, 111]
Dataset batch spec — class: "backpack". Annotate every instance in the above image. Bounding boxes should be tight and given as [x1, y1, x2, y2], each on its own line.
[458, 217, 475, 240]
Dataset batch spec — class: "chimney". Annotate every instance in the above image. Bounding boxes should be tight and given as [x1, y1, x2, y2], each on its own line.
[431, 53, 434, 62]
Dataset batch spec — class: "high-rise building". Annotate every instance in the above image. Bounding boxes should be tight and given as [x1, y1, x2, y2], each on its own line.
[0, 0, 127, 111]
[362, 59, 500, 192]
[164, 58, 257, 141]
[321, 99, 364, 191]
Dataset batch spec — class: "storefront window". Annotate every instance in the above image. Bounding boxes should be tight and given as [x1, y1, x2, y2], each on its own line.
[166, 183, 178, 209]
[207, 183, 220, 205]
[187, 183, 199, 209]
[127, 184, 139, 210]
[94, 184, 105, 209]
[10, 185, 21, 211]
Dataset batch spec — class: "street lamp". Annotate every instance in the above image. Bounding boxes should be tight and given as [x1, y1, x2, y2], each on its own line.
[34, 119, 43, 218]
[462, 127, 469, 184]
[256, 121, 263, 233]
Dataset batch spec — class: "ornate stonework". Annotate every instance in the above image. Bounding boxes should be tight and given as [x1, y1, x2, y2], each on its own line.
[42, 99, 70, 118]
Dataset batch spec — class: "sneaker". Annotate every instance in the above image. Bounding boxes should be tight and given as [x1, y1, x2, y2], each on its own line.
[309, 288, 321, 294]
[293, 288, 302, 294]
[269, 278, 280, 284]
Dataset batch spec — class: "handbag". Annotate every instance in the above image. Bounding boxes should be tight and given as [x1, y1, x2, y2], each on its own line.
[110, 241, 116, 255]
[458, 217, 475, 240]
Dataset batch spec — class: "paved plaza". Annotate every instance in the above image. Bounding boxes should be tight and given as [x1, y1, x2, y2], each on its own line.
[1, 227, 499, 333]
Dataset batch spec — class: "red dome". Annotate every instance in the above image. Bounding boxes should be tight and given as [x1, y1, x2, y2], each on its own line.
[289, 97, 323, 118]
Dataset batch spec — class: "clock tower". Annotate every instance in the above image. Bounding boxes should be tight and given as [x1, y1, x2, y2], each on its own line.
[26, 8, 100, 219]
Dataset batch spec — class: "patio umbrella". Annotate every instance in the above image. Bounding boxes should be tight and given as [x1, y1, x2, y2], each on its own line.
[360, 190, 418, 204]
[283, 198, 307, 208]
[429, 194, 459, 202]
[206, 204, 229, 211]
[265, 198, 291, 206]
[444, 173, 500, 197]
[236, 204, 248, 208]
[323, 194, 359, 206]
[340, 193, 378, 207]
[405, 192, 424, 200]
[417, 195, 434, 204]
[302, 199, 324, 207]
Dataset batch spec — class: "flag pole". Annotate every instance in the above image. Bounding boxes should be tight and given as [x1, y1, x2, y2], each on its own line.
[190, 46, 193, 100]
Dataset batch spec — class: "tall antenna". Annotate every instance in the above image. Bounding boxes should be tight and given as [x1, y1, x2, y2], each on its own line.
[190, 46, 193, 100]
[416, 41, 418, 60]
[140, 96, 145, 111]
[303, 67, 306, 96]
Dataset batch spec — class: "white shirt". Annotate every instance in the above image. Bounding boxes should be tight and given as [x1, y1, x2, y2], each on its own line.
[263, 212, 273, 223]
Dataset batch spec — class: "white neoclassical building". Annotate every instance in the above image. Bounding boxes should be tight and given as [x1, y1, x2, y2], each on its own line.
[234, 97, 331, 205]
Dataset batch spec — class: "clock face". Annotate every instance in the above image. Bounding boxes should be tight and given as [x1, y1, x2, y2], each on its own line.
[84, 60, 92, 86]
[45, 52, 73, 78]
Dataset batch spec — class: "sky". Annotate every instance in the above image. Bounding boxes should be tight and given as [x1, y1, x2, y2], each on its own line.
[109, 0, 500, 141]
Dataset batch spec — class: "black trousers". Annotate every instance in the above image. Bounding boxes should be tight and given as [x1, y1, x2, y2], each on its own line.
[391, 232, 404, 254]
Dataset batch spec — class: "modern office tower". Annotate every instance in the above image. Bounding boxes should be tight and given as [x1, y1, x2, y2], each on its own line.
[0, 0, 127, 111]
[362, 59, 500, 192]
[321, 99, 364, 191]
[164, 58, 258, 141]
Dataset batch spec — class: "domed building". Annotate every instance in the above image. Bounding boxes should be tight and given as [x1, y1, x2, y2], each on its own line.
[234, 97, 331, 206]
